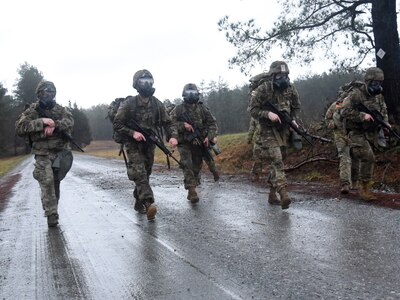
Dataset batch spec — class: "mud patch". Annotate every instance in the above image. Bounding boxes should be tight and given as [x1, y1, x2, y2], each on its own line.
[0, 173, 21, 212]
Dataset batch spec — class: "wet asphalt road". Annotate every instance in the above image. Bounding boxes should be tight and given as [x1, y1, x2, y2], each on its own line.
[0, 154, 399, 300]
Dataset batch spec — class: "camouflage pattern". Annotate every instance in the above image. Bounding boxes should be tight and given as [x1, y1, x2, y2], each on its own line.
[113, 95, 177, 203]
[267, 60, 290, 76]
[248, 70, 301, 191]
[15, 101, 74, 217]
[132, 69, 153, 89]
[170, 102, 218, 189]
[325, 101, 359, 187]
[340, 82, 388, 182]
[364, 67, 384, 82]
[247, 117, 263, 176]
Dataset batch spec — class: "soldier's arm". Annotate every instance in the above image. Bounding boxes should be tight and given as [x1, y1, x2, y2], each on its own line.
[340, 90, 365, 123]
[57, 107, 74, 133]
[15, 107, 44, 137]
[203, 106, 218, 141]
[113, 100, 135, 137]
[160, 103, 178, 139]
[247, 118, 256, 141]
[379, 96, 389, 123]
[248, 85, 269, 120]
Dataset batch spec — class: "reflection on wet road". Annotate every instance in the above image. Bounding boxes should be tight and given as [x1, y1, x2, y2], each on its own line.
[1, 154, 399, 299]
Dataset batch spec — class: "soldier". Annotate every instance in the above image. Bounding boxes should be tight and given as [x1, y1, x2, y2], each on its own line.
[325, 82, 362, 193]
[247, 117, 263, 182]
[340, 67, 389, 201]
[113, 69, 178, 220]
[170, 83, 218, 203]
[248, 61, 302, 209]
[15, 81, 74, 227]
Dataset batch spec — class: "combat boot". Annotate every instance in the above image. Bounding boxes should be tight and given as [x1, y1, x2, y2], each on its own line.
[268, 187, 280, 205]
[351, 180, 359, 190]
[359, 181, 377, 202]
[144, 201, 157, 220]
[47, 213, 59, 227]
[134, 199, 146, 214]
[187, 187, 199, 203]
[212, 171, 220, 182]
[278, 188, 291, 210]
[340, 184, 350, 194]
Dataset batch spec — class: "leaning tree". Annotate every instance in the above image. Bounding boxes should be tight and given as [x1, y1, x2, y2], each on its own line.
[218, 0, 400, 124]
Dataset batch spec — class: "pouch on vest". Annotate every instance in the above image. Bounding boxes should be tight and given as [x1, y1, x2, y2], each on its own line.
[52, 149, 73, 181]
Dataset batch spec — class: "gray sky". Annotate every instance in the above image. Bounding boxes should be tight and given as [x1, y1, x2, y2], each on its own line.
[1, 0, 282, 108]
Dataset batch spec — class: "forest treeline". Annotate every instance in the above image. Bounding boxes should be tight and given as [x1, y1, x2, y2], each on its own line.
[1, 62, 363, 158]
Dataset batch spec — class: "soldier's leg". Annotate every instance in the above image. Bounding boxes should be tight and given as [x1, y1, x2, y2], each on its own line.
[350, 137, 376, 201]
[178, 145, 200, 203]
[126, 145, 155, 217]
[265, 146, 290, 209]
[33, 155, 58, 226]
[350, 154, 360, 190]
[336, 139, 351, 193]
[251, 143, 263, 181]
[205, 157, 219, 182]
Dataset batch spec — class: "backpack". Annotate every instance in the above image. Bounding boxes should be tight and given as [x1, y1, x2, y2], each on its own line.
[107, 97, 130, 144]
[248, 72, 271, 93]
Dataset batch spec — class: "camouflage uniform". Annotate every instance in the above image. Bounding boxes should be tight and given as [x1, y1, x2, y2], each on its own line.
[170, 84, 218, 202]
[248, 61, 301, 209]
[340, 67, 387, 201]
[15, 81, 74, 226]
[247, 117, 263, 179]
[113, 70, 177, 217]
[325, 98, 359, 193]
[165, 100, 219, 181]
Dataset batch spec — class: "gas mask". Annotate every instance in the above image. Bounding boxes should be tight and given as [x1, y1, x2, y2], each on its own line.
[136, 77, 155, 98]
[367, 80, 383, 96]
[273, 73, 290, 90]
[183, 89, 200, 104]
[38, 87, 57, 109]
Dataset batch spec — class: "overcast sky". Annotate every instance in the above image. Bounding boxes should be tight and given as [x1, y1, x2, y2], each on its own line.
[2, 0, 396, 109]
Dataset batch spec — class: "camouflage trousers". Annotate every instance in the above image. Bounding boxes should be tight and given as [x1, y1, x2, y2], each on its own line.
[33, 153, 60, 216]
[204, 156, 218, 174]
[260, 146, 286, 191]
[178, 143, 203, 189]
[126, 142, 155, 204]
[335, 135, 359, 186]
[251, 142, 263, 176]
[348, 132, 375, 182]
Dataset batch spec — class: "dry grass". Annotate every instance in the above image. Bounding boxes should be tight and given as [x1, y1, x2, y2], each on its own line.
[0, 155, 28, 177]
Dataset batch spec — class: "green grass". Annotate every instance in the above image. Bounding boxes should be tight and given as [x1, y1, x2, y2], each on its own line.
[0, 155, 28, 177]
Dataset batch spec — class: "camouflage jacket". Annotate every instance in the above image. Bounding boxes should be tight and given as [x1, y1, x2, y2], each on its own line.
[248, 79, 301, 127]
[170, 102, 217, 144]
[340, 84, 388, 135]
[113, 95, 177, 143]
[247, 117, 261, 144]
[15, 102, 74, 155]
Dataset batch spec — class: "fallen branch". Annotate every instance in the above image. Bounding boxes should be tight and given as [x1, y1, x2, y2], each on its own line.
[285, 157, 338, 172]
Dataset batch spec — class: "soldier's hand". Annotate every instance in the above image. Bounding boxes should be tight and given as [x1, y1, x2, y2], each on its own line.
[363, 113, 374, 122]
[292, 120, 299, 128]
[44, 126, 55, 137]
[169, 138, 178, 148]
[42, 118, 55, 128]
[203, 137, 209, 147]
[267, 112, 281, 123]
[212, 137, 218, 144]
[133, 131, 146, 142]
[184, 122, 194, 132]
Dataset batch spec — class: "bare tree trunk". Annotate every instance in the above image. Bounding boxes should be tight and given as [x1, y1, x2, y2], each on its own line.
[372, 0, 400, 125]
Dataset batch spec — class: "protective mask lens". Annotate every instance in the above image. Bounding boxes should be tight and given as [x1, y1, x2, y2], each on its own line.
[137, 77, 154, 89]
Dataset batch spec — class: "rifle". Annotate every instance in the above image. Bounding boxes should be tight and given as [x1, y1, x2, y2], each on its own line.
[262, 101, 314, 146]
[127, 119, 181, 167]
[355, 102, 400, 140]
[36, 106, 84, 152]
[178, 111, 214, 162]
[118, 144, 128, 168]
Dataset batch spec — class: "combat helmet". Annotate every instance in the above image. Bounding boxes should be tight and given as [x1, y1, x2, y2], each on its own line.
[267, 61, 290, 76]
[132, 69, 155, 97]
[182, 83, 200, 104]
[364, 67, 384, 82]
[36, 80, 57, 108]
[36, 80, 56, 97]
